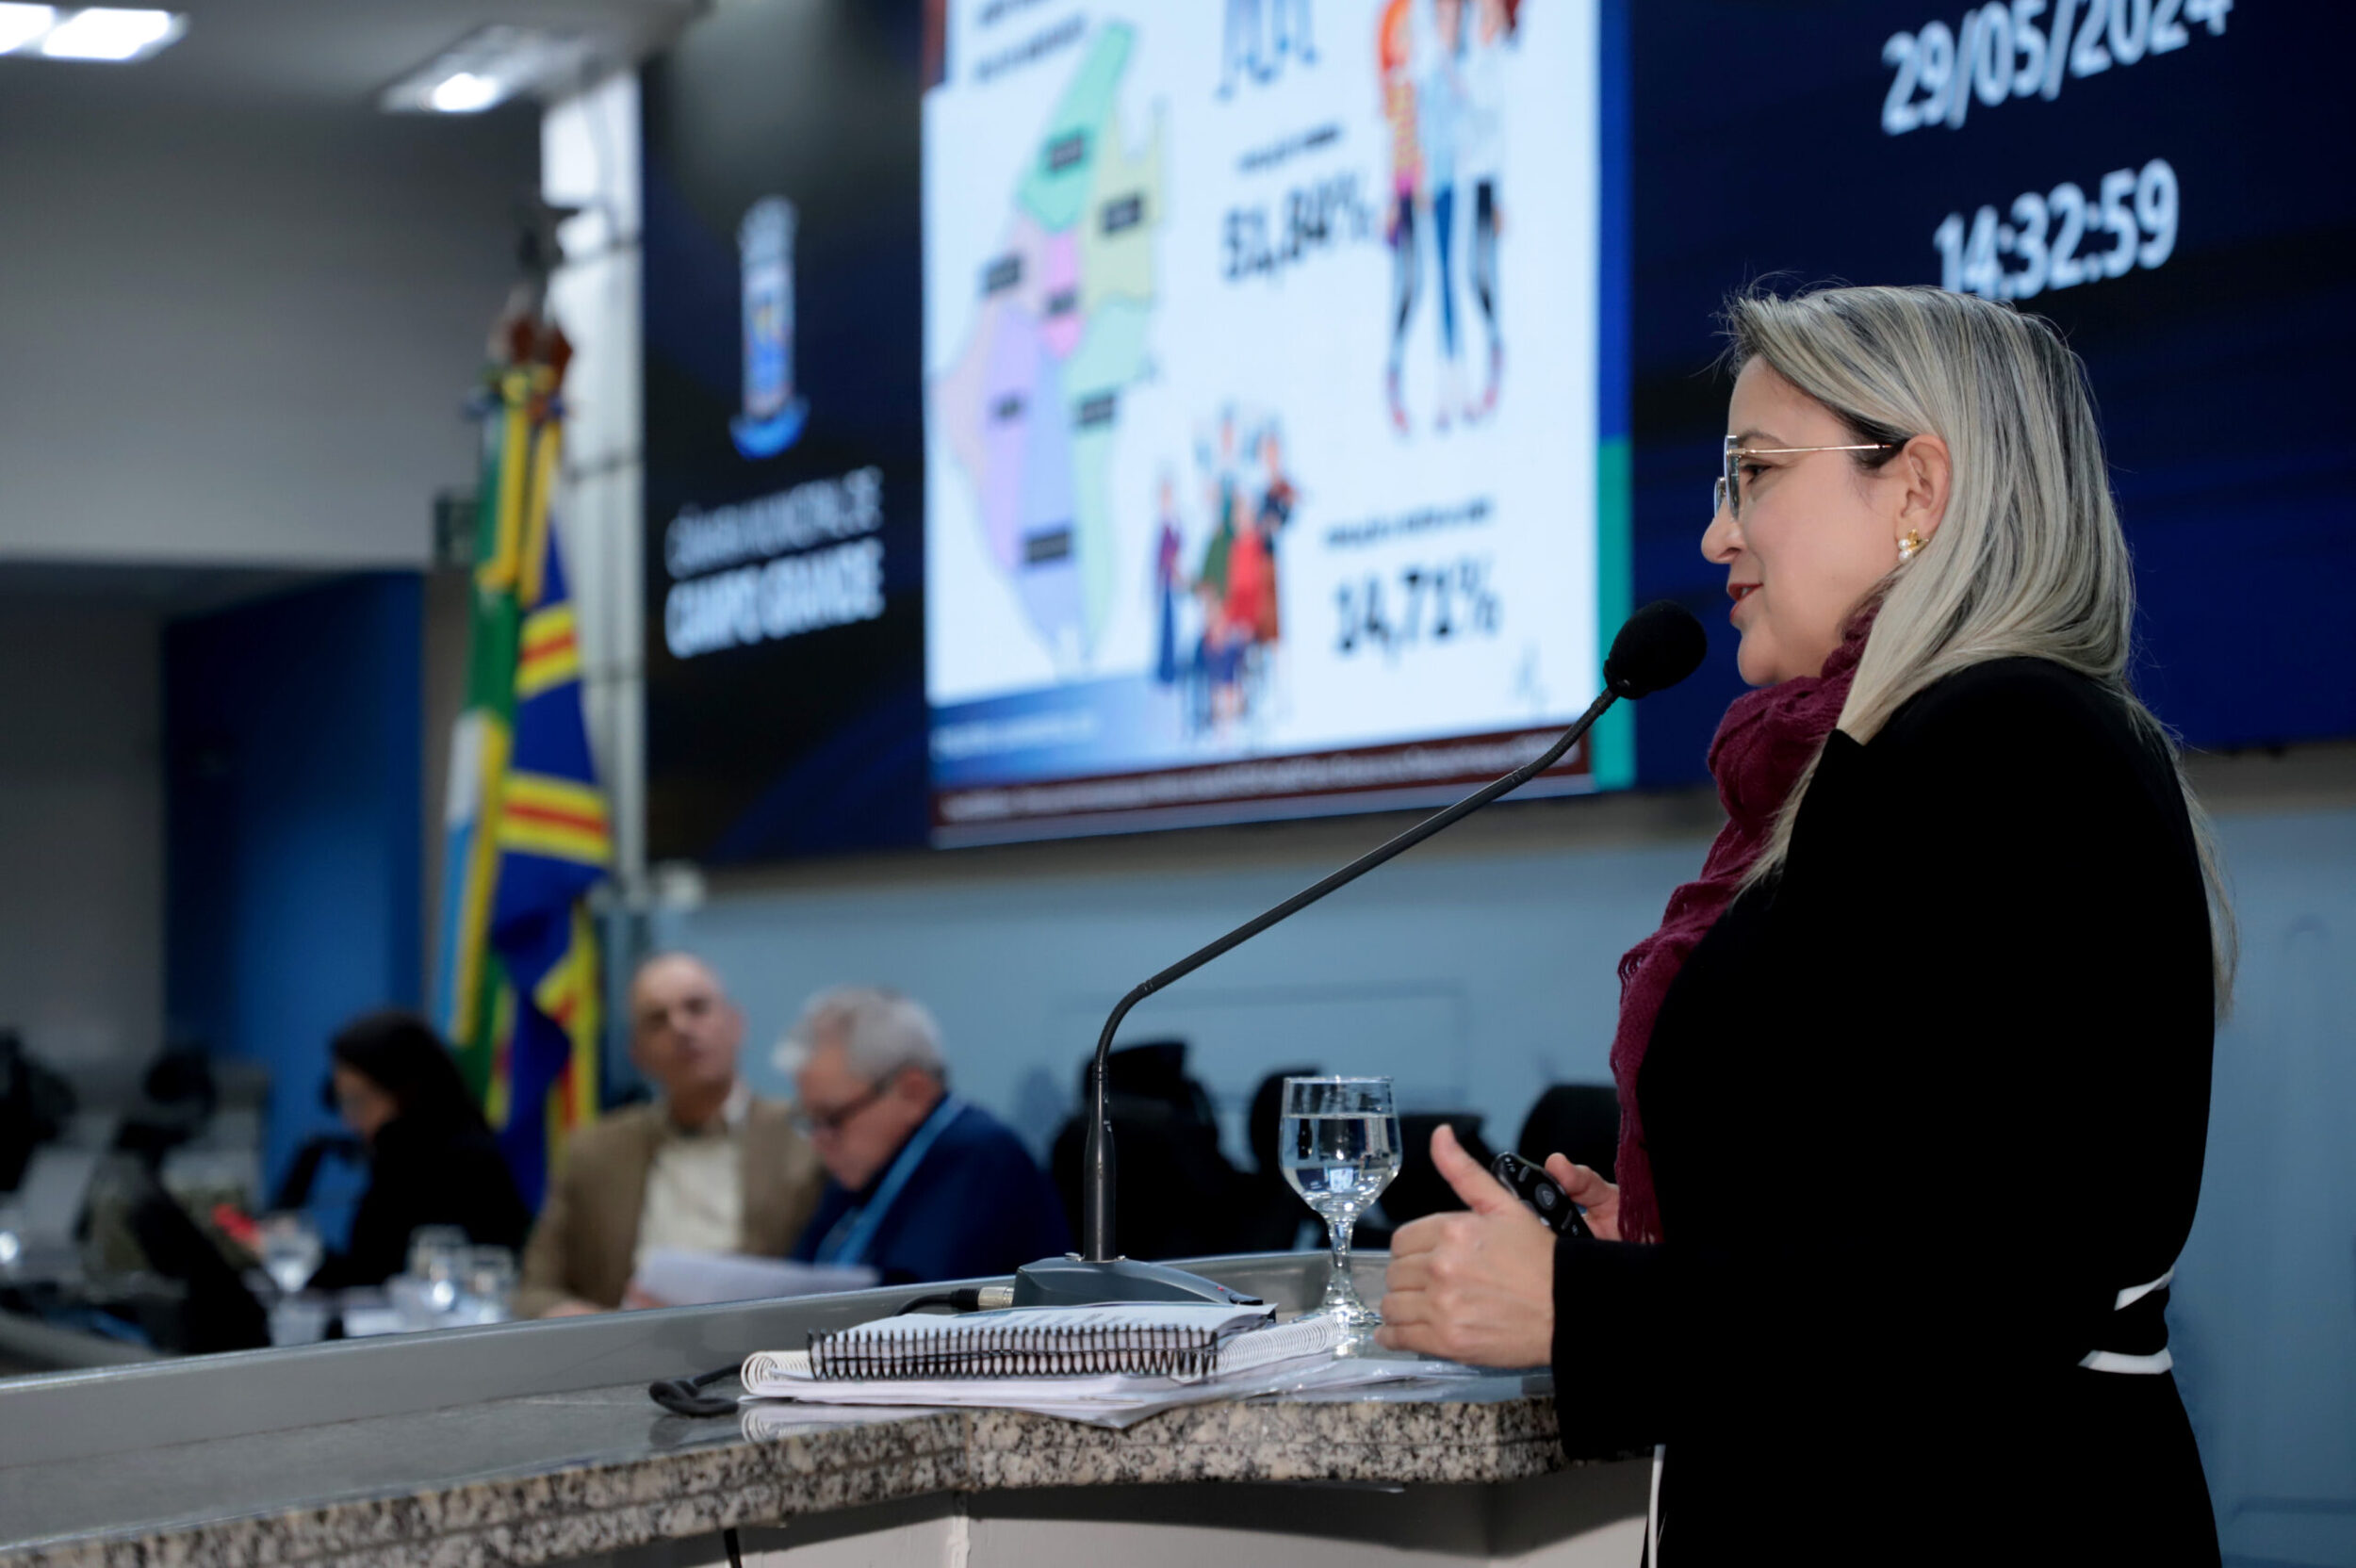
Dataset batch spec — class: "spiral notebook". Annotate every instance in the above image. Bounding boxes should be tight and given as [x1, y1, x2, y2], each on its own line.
[738, 1304, 1481, 1429]
[744, 1302, 1333, 1388]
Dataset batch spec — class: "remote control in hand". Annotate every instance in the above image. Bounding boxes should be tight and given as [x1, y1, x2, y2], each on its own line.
[1490, 1152, 1594, 1240]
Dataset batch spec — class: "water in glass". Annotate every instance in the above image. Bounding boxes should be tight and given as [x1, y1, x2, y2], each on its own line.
[1281, 1112, 1401, 1219]
[1278, 1076, 1399, 1331]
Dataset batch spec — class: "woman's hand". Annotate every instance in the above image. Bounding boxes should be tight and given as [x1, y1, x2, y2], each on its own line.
[1373, 1124, 1559, 1367]
[1548, 1155, 1621, 1243]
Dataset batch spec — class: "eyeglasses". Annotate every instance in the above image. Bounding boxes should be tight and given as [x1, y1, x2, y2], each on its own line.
[791, 1077, 892, 1137]
[1712, 434, 1902, 521]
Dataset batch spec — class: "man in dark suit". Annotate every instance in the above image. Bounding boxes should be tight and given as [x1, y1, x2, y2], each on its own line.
[787, 987, 1069, 1284]
[517, 954, 825, 1316]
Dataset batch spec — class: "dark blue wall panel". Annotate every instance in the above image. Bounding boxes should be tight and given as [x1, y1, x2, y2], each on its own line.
[165, 575, 423, 1193]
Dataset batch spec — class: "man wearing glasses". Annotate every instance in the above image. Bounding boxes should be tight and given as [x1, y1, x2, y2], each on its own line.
[516, 953, 825, 1316]
[787, 987, 1070, 1284]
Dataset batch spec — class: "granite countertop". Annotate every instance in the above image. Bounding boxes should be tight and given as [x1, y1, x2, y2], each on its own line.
[0, 1371, 1565, 1568]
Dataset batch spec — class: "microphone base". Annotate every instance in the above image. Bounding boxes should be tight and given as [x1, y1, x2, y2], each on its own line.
[1011, 1255, 1264, 1309]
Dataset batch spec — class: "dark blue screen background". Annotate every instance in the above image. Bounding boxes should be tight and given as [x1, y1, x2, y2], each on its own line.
[1623, 0, 2356, 786]
[641, 0, 931, 862]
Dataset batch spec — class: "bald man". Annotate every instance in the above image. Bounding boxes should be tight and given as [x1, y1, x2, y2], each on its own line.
[515, 954, 825, 1317]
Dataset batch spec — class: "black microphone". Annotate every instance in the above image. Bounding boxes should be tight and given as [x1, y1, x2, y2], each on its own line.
[1012, 600, 1709, 1308]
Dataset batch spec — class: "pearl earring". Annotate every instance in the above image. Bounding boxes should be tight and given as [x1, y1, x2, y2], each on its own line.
[1898, 530, 1925, 564]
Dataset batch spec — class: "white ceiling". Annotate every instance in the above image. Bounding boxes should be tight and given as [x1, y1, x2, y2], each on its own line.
[0, 0, 698, 109]
[0, 2, 698, 588]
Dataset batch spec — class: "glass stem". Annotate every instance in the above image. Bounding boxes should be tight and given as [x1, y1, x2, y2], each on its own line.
[1326, 1211, 1355, 1306]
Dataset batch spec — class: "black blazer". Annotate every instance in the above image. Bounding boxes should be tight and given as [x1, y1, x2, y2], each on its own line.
[310, 1116, 532, 1290]
[1554, 659, 2218, 1564]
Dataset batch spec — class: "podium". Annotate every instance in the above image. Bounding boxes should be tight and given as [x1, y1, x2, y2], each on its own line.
[0, 1252, 1648, 1567]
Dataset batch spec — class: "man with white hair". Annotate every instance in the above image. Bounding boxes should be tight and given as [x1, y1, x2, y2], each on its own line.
[787, 986, 1069, 1284]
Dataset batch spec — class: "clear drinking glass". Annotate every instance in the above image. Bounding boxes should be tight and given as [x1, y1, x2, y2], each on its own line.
[256, 1212, 323, 1295]
[1278, 1076, 1401, 1331]
[1, 1201, 30, 1273]
[407, 1225, 469, 1315]
[387, 1274, 437, 1332]
[457, 1245, 517, 1325]
[268, 1294, 330, 1346]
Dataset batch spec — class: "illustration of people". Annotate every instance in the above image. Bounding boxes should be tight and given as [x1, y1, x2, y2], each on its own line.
[1224, 490, 1274, 681]
[1378, 0, 1421, 434]
[1421, 0, 1469, 433]
[1153, 473, 1184, 687]
[1463, 0, 1517, 418]
[1192, 416, 1243, 731]
[1170, 411, 1301, 738]
[1252, 426, 1296, 645]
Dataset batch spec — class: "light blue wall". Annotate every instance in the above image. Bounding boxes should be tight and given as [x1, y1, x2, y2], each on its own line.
[666, 801, 2356, 1565]
[2174, 809, 2356, 1568]
[663, 829, 1703, 1162]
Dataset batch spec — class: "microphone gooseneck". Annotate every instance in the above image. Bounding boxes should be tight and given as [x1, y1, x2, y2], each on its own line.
[1025, 602, 1709, 1302]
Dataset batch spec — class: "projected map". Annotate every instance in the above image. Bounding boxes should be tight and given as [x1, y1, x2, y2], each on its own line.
[933, 24, 1165, 670]
[925, 2, 1606, 841]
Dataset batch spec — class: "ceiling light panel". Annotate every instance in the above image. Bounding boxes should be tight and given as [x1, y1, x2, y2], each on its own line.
[426, 71, 501, 114]
[19, 7, 183, 61]
[0, 5, 56, 54]
[380, 24, 597, 115]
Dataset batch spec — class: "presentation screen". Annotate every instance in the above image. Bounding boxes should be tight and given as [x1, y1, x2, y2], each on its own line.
[642, 0, 2347, 866]
[923, 1, 1617, 843]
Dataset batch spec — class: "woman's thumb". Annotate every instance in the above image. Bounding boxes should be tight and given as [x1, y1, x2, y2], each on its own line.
[1546, 1155, 1611, 1204]
[1430, 1123, 1519, 1216]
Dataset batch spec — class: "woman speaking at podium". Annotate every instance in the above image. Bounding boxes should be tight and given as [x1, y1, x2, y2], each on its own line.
[1378, 285, 2230, 1564]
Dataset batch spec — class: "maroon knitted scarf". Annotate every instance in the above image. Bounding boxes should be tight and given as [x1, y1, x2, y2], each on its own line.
[1607, 616, 1873, 1244]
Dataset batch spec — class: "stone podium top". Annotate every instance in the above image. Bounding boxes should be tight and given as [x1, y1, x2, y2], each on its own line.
[1, 1371, 1562, 1568]
[0, 1255, 1578, 1568]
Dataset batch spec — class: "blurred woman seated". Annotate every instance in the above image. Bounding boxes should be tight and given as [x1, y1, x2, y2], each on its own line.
[306, 1011, 529, 1289]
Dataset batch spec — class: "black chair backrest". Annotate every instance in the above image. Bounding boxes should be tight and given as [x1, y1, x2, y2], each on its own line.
[1380, 1112, 1497, 1229]
[1076, 1038, 1220, 1128]
[1517, 1083, 1621, 1180]
[0, 1029, 75, 1193]
[120, 1166, 269, 1354]
[1247, 1064, 1323, 1178]
[1051, 1039, 1250, 1261]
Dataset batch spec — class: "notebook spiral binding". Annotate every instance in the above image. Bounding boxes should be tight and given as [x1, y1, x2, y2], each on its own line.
[806, 1320, 1222, 1380]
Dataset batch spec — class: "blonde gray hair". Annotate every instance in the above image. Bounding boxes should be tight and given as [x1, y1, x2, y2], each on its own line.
[782, 986, 947, 1083]
[1724, 284, 2233, 1007]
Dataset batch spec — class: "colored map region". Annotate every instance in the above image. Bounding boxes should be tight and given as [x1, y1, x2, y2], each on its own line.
[936, 24, 1164, 668]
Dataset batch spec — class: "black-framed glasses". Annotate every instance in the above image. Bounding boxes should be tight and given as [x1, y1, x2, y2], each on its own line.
[791, 1077, 891, 1136]
[1712, 433, 1901, 521]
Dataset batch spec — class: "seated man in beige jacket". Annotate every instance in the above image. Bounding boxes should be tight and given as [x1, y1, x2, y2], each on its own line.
[517, 953, 824, 1316]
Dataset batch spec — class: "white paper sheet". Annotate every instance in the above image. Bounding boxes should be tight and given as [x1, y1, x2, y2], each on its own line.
[630, 1249, 877, 1307]
[740, 1352, 1483, 1429]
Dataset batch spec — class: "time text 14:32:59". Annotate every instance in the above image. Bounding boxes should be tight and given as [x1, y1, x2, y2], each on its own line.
[1934, 156, 2177, 301]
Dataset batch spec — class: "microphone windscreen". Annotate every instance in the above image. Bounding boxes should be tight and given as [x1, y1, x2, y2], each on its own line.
[1604, 600, 1709, 700]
